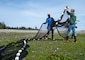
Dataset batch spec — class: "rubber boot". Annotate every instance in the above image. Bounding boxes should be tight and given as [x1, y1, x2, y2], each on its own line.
[74, 36, 77, 42]
[52, 35, 53, 40]
[65, 36, 69, 42]
[64, 36, 69, 42]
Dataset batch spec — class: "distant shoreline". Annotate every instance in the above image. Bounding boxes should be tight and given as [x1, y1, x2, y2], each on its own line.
[0, 29, 85, 33]
[0, 29, 38, 33]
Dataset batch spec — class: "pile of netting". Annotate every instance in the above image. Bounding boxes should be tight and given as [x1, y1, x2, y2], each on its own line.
[0, 39, 29, 60]
[0, 10, 70, 60]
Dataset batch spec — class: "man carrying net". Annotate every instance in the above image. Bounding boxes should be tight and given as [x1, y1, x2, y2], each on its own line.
[65, 6, 77, 42]
[44, 13, 55, 40]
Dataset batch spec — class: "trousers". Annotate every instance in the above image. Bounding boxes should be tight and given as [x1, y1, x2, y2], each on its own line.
[67, 24, 76, 36]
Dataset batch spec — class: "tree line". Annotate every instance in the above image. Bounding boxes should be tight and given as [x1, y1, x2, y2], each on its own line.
[0, 22, 38, 30]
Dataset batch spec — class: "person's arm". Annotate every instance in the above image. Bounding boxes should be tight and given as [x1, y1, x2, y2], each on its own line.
[65, 6, 70, 15]
[43, 18, 48, 24]
[66, 11, 70, 15]
[66, 8, 70, 15]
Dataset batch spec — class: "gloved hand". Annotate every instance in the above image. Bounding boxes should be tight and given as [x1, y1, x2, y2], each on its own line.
[75, 26, 78, 28]
[43, 22, 46, 24]
[65, 5, 69, 11]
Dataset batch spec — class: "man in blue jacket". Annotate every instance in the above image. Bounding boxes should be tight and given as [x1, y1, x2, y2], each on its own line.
[44, 13, 55, 40]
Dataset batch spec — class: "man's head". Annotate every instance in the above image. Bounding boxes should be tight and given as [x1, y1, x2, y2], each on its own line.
[47, 13, 50, 18]
[66, 5, 69, 9]
[71, 9, 75, 14]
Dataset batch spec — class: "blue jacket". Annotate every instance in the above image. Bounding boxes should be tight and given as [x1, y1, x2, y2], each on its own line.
[45, 17, 53, 28]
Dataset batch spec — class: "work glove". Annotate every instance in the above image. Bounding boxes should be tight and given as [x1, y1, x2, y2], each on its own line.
[43, 22, 46, 24]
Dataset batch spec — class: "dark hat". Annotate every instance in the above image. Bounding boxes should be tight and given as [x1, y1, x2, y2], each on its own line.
[71, 9, 75, 12]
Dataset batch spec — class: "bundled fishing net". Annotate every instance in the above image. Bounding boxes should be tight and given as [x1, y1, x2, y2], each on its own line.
[0, 39, 29, 60]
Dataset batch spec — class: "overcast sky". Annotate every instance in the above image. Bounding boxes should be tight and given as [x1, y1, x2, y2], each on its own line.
[0, 0, 85, 30]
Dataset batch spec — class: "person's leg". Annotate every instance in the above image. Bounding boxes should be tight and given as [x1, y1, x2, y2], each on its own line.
[47, 30, 50, 35]
[46, 28, 50, 39]
[74, 36, 77, 42]
[46, 31, 49, 38]
[72, 25, 77, 42]
[51, 28, 54, 40]
[72, 25, 76, 36]
[66, 25, 72, 40]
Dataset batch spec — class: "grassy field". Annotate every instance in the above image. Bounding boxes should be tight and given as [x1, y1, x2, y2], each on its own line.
[0, 32, 85, 60]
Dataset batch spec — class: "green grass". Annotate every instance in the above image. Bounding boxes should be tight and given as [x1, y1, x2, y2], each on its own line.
[0, 32, 85, 60]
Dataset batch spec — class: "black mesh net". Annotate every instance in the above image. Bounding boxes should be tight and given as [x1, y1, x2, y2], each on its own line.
[0, 10, 70, 60]
[32, 23, 48, 40]
[56, 22, 68, 38]
[0, 39, 29, 60]
[55, 10, 69, 38]
[30, 10, 69, 40]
